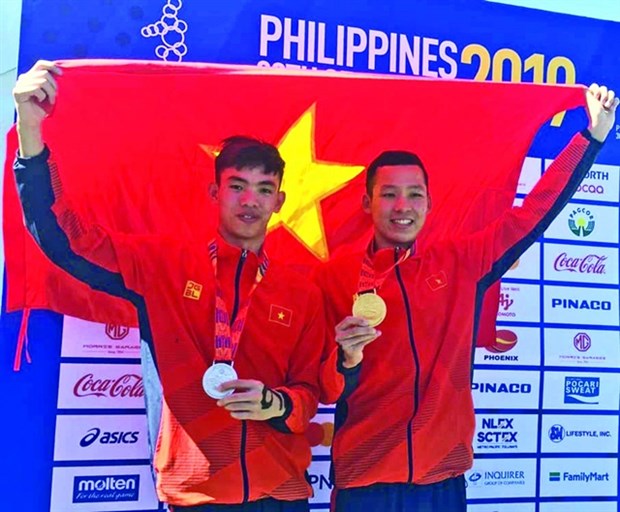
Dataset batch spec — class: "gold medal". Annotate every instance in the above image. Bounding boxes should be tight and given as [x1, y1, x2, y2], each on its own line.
[352, 293, 387, 327]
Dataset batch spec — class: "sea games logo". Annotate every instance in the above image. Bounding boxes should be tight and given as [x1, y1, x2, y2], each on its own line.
[73, 474, 140, 503]
[568, 207, 595, 237]
[564, 376, 600, 404]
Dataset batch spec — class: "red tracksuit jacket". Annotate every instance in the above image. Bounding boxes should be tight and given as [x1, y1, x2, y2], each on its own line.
[15, 148, 326, 506]
[316, 131, 602, 490]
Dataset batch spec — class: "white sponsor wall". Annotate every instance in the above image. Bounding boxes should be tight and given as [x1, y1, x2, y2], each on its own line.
[52, 319, 157, 511]
[468, 155, 620, 509]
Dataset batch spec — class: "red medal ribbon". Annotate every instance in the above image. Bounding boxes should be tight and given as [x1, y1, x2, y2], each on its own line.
[357, 244, 414, 293]
[208, 240, 269, 362]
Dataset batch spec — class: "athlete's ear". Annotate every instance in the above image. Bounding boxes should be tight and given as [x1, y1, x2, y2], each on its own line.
[209, 183, 219, 202]
[362, 194, 371, 214]
[274, 190, 286, 213]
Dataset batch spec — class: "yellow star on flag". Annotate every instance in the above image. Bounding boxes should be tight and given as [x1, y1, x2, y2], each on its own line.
[200, 105, 364, 260]
[268, 105, 364, 260]
[277, 312, 285, 320]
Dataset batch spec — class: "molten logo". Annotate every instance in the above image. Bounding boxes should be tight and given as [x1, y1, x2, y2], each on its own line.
[105, 324, 129, 340]
[553, 253, 607, 274]
[73, 475, 139, 503]
[73, 373, 144, 398]
[568, 208, 595, 237]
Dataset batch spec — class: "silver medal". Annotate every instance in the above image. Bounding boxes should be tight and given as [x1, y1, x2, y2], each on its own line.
[202, 363, 238, 399]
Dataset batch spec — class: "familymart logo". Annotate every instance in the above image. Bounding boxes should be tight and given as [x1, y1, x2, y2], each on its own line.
[549, 471, 609, 483]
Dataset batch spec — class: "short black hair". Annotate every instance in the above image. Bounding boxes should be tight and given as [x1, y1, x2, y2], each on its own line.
[365, 150, 428, 196]
[215, 136, 285, 184]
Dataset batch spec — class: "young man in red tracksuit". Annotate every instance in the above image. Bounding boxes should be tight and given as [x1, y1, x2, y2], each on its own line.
[316, 84, 618, 511]
[13, 61, 325, 511]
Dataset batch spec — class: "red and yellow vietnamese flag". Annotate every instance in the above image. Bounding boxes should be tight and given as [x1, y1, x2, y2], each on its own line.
[3, 60, 585, 351]
[268, 304, 293, 327]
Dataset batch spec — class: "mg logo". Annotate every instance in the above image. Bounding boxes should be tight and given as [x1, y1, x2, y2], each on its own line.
[573, 332, 592, 352]
[105, 324, 129, 340]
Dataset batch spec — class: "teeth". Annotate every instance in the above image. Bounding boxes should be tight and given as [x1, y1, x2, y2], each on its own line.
[392, 219, 413, 225]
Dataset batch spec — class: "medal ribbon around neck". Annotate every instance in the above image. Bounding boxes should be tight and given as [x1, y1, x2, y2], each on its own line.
[357, 245, 413, 293]
[208, 240, 269, 363]
[353, 245, 413, 326]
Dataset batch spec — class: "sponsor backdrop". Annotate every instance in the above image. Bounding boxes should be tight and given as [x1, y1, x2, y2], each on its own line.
[0, 0, 618, 511]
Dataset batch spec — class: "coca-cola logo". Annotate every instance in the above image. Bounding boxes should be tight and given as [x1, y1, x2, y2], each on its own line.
[105, 324, 130, 340]
[73, 373, 144, 398]
[553, 253, 607, 274]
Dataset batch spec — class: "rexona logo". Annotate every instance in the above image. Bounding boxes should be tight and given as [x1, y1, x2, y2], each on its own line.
[553, 253, 607, 275]
[564, 376, 600, 404]
[472, 382, 532, 394]
[548, 424, 611, 443]
[568, 207, 595, 237]
[549, 471, 610, 483]
[73, 474, 140, 503]
[477, 418, 517, 446]
[80, 428, 139, 448]
[551, 298, 611, 311]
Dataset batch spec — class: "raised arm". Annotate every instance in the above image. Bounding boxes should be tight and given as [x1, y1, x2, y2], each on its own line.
[13, 60, 146, 298]
[463, 84, 618, 284]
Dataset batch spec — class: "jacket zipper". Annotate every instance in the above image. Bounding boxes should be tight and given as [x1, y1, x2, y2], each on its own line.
[232, 250, 249, 502]
[395, 262, 420, 484]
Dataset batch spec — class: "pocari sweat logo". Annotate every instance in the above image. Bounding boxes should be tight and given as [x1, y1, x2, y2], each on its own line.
[73, 474, 140, 503]
[564, 376, 600, 404]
